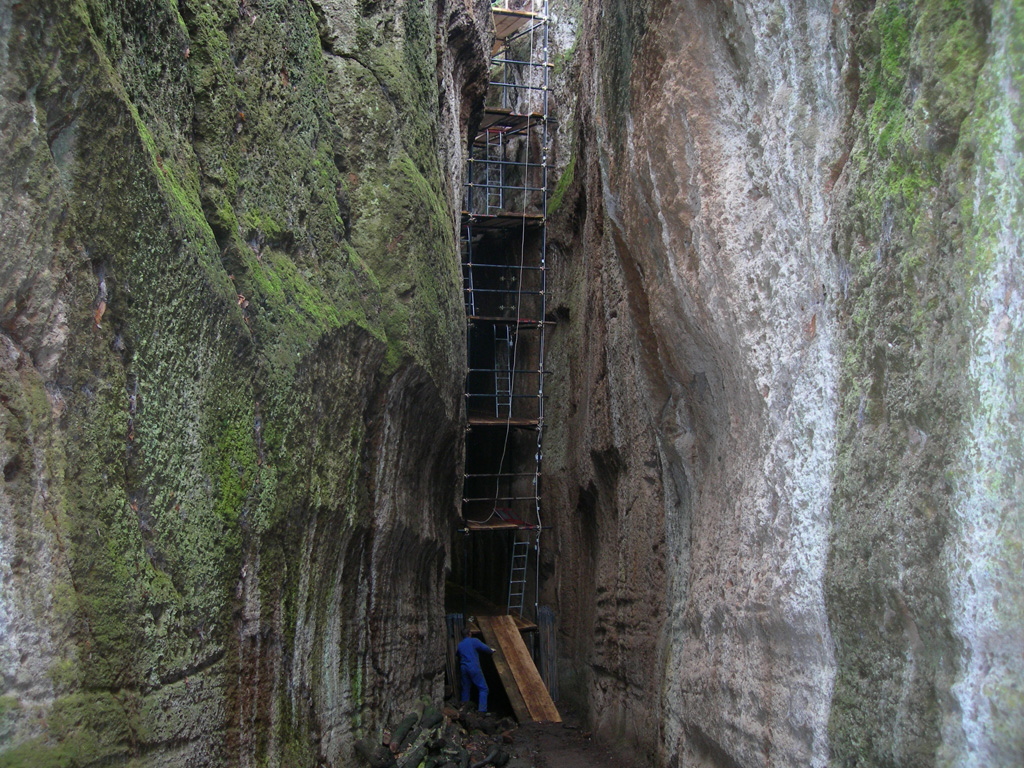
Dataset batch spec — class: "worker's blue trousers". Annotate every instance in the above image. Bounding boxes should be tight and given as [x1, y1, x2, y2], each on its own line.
[460, 666, 489, 712]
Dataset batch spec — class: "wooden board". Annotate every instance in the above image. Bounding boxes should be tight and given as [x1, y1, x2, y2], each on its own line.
[446, 583, 539, 632]
[488, 614, 561, 723]
[476, 108, 544, 136]
[465, 519, 525, 531]
[492, 10, 542, 54]
[461, 211, 545, 231]
[467, 416, 539, 428]
[480, 615, 561, 723]
[476, 615, 532, 722]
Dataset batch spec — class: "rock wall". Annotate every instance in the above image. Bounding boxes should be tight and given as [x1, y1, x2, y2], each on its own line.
[828, 2, 1023, 765]
[2, 0, 1021, 766]
[0, 0, 489, 764]
[544, 0, 1022, 766]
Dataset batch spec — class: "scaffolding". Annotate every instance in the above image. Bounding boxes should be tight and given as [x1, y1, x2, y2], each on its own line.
[460, 0, 553, 621]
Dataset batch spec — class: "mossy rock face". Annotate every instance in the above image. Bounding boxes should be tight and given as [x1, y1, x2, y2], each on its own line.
[0, 0, 473, 765]
[597, 0, 651, 160]
[825, 0, 1023, 765]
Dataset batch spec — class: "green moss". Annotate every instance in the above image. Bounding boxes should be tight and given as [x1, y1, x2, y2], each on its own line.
[599, 0, 650, 157]
[866, 4, 911, 155]
[2, 0, 463, 762]
[0, 693, 132, 768]
[826, 0, 992, 764]
[45, 658, 83, 694]
[551, 35, 579, 79]
[548, 152, 576, 216]
[0, 697, 19, 717]
[208, 414, 255, 526]
[348, 149, 460, 379]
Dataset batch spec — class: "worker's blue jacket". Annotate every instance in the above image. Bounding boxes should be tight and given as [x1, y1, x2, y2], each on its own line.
[457, 636, 492, 672]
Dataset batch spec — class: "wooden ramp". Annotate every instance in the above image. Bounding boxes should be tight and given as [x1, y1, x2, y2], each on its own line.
[477, 615, 561, 723]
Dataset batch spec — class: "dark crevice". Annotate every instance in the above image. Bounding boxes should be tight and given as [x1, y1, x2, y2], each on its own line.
[4, 456, 23, 482]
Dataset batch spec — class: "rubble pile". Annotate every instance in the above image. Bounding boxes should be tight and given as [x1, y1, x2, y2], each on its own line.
[355, 703, 535, 768]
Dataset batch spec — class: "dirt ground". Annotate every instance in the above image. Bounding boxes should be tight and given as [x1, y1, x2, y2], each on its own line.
[444, 692, 643, 767]
[510, 720, 643, 768]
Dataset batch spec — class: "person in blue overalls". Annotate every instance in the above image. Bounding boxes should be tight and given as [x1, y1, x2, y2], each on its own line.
[457, 627, 495, 713]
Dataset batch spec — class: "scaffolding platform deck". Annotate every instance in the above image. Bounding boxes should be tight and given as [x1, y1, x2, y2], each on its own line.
[461, 210, 544, 230]
[466, 315, 552, 326]
[462, 518, 539, 532]
[493, 9, 544, 52]
[476, 108, 548, 137]
[467, 416, 540, 428]
[448, 583, 539, 632]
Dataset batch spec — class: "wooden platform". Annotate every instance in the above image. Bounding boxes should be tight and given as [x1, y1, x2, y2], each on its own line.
[466, 315, 552, 326]
[461, 210, 545, 230]
[476, 108, 546, 138]
[446, 584, 538, 633]
[477, 615, 561, 723]
[493, 8, 543, 53]
[463, 518, 539, 532]
[467, 416, 539, 428]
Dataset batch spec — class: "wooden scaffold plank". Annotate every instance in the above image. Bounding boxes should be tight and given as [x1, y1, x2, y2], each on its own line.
[485, 615, 561, 723]
[476, 615, 532, 722]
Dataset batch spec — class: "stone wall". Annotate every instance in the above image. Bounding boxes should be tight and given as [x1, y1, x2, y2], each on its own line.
[0, 0, 489, 764]
[544, 0, 1023, 766]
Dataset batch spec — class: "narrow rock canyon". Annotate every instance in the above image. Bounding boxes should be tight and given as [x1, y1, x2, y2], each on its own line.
[1, 1, 1021, 767]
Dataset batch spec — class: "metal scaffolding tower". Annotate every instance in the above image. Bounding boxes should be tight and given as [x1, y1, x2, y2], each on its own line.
[461, 0, 553, 621]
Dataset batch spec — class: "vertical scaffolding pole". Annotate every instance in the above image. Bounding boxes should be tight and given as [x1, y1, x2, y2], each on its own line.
[535, 0, 550, 620]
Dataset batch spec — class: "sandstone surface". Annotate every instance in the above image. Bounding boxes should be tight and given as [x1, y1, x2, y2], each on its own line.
[543, 0, 1022, 766]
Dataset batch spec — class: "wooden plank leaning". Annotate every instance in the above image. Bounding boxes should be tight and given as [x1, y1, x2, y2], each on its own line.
[488, 615, 561, 723]
[476, 615, 532, 722]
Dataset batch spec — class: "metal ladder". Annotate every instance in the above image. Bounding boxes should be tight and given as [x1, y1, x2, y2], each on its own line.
[462, 232, 476, 316]
[485, 129, 504, 214]
[494, 325, 512, 417]
[507, 536, 529, 616]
